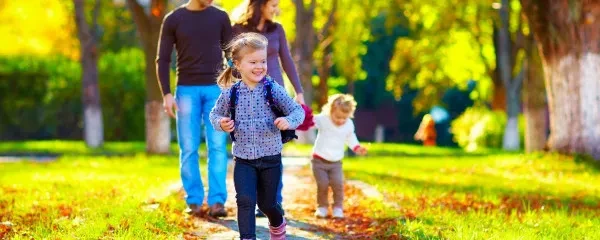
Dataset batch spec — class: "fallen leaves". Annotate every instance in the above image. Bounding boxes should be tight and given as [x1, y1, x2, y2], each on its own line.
[0, 221, 13, 239]
[280, 167, 400, 239]
[58, 204, 73, 217]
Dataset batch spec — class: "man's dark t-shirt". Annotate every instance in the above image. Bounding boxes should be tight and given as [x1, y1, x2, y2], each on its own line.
[156, 6, 232, 95]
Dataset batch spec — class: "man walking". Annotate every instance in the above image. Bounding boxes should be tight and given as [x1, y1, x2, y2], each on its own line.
[156, 0, 232, 217]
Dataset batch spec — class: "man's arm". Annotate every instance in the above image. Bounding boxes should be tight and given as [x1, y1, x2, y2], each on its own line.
[221, 13, 233, 57]
[156, 13, 175, 96]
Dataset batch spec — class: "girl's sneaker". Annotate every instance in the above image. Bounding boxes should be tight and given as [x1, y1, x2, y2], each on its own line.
[269, 218, 287, 240]
[332, 207, 344, 218]
[314, 207, 328, 218]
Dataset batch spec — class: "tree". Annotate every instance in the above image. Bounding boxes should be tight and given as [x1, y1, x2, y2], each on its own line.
[496, 0, 526, 150]
[315, 0, 337, 108]
[73, 0, 104, 148]
[126, 0, 170, 154]
[355, 13, 409, 110]
[521, 0, 600, 159]
[522, 35, 548, 152]
[387, 0, 497, 112]
[98, 0, 140, 52]
[0, 0, 78, 58]
[386, 0, 535, 150]
[291, 0, 317, 107]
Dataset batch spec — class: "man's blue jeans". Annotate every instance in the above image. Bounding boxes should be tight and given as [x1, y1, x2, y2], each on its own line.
[175, 85, 228, 206]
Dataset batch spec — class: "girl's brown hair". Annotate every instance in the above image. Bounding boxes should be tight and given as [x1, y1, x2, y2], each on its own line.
[217, 32, 268, 88]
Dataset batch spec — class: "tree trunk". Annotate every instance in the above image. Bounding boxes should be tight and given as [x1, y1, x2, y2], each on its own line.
[144, 39, 170, 154]
[503, 86, 521, 150]
[523, 37, 548, 152]
[74, 0, 103, 148]
[292, 0, 316, 107]
[127, 0, 170, 154]
[317, 52, 331, 109]
[491, 28, 506, 111]
[293, 0, 317, 144]
[315, 0, 336, 109]
[497, 0, 522, 151]
[521, 0, 600, 159]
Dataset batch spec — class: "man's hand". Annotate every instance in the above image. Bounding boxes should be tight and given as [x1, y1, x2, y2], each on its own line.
[274, 117, 290, 130]
[220, 117, 235, 132]
[163, 94, 179, 118]
[354, 146, 368, 156]
[295, 93, 305, 105]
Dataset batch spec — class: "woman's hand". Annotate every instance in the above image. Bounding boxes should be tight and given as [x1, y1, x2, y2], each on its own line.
[295, 93, 305, 105]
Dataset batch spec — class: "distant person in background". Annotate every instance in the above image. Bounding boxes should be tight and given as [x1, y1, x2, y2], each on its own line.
[414, 114, 437, 146]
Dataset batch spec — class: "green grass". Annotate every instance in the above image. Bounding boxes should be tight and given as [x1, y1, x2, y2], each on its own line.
[0, 140, 175, 155]
[344, 147, 600, 239]
[0, 140, 308, 157]
[2, 141, 599, 239]
[0, 150, 192, 239]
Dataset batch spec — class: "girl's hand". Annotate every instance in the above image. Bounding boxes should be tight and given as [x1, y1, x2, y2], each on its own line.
[354, 146, 368, 156]
[220, 117, 235, 132]
[274, 117, 290, 130]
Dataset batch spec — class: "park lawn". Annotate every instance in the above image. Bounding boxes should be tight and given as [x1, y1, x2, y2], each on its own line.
[344, 147, 600, 239]
[2, 141, 600, 239]
[0, 140, 182, 156]
[0, 140, 304, 157]
[0, 141, 323, 239]
[0, 152, 193, 239]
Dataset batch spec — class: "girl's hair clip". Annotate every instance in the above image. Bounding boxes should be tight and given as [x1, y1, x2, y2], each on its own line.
[227, 59, 234, 68]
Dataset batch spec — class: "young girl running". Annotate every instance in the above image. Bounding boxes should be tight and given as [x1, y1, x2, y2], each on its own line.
[311, 94, 367, 218]
[209, 32, 305, 240]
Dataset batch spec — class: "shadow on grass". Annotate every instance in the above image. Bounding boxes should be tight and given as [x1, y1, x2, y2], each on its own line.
[574, 154, 600, 172]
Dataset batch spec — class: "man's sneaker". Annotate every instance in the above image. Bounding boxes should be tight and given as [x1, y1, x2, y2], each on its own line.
[209, 203, 227, 218]
[184, 204, 203, 216]
[332, 207, 344, 218]
[314, 207, 328, 218]
[255, 206, 266, 218]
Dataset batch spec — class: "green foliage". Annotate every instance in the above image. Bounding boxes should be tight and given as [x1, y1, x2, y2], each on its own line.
[97, 1, 140, 52]
[0, 0, 78, 58]
[450, 106, 524, 151]
[0, 55, 82, 140]
[355, 13, 409, 109]
[386, 0, 497, 112]
[98, 48, 146, 141]
[0, 49, 151, 141]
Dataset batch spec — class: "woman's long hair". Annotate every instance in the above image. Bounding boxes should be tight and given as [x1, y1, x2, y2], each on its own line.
[232, 0, 277, 33]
